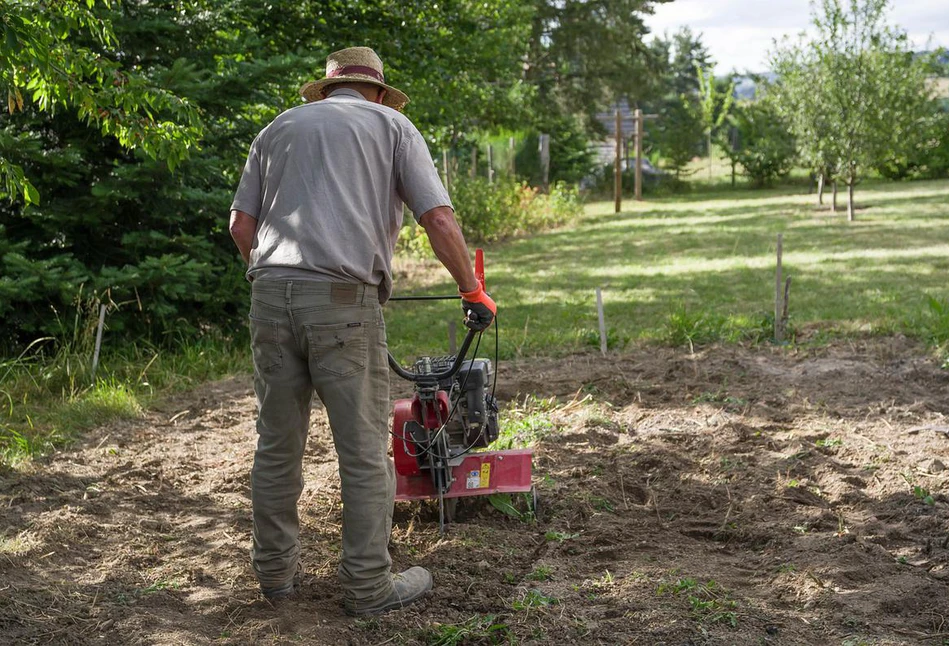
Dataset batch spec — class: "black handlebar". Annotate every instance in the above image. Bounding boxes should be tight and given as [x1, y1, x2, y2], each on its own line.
[387, 328, 477, 383]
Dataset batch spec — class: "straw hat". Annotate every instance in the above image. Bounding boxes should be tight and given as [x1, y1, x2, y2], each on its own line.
[300, 47, 409, 111]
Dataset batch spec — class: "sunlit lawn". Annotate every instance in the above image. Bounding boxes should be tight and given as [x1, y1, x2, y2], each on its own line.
[385, 179, 949, 360]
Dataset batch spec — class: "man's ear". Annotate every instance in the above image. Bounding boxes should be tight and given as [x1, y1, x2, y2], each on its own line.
[377, 88, 388, 105]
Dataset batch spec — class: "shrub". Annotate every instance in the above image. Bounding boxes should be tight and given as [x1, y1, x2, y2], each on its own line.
[417, 176, 581, 245]
[721, 101, 797, 187]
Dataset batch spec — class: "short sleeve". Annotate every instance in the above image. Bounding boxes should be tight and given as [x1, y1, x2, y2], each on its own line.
[395, 123, 453, 222]
[229, 136, 263, 219]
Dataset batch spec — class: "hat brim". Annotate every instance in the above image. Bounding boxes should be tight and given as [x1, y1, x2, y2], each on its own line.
[300, 76, 409, 112]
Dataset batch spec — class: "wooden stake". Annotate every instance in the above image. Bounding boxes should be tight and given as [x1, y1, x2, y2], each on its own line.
[634, 108, 643, 202]
[92, 304, 107, 380]
[538, 133, 550, 193]
[487, 144, 494, 184]
[509, 136, 516, 174]
[614, 109, 622, 213]
[774, 233, 784, 343]
[596, 288, 607, 356]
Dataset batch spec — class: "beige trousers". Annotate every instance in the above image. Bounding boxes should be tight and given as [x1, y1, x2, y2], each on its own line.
[248, 280, 395, 604]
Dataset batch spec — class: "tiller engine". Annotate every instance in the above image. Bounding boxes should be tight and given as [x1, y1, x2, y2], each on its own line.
[387, 251, 533, 533]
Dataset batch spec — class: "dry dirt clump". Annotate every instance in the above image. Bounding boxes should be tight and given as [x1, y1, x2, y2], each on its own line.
[1, 337, 948, 645]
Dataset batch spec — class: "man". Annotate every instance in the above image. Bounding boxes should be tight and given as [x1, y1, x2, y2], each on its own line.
[228, 47, 496, 615]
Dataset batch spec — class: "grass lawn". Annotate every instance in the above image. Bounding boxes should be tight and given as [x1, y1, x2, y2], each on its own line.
[3, 178, 948, 465]
[385, 178, 949, 360]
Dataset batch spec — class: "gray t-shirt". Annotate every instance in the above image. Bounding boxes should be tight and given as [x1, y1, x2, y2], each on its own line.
[230, 88, 451, 303]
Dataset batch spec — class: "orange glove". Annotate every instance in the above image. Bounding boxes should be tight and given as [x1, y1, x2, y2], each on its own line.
[460, 284, 496, 331]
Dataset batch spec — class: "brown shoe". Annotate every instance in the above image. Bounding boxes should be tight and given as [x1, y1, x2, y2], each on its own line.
[261, 563, 304, 601]
[343, 567, 433, 616]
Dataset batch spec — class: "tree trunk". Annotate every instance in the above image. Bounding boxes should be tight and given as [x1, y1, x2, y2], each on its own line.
[707, 130, 713, 182]
[847, 181, 855, 222]
[817, 174, 824, 205]
[832, 181, 838, 212]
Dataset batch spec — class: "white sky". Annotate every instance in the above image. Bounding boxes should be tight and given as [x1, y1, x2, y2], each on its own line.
[643, 0, 949, 74]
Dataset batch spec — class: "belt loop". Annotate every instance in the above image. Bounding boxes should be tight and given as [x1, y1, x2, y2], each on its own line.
[360, 284, 367, 305]
[285, 281, 292, 305]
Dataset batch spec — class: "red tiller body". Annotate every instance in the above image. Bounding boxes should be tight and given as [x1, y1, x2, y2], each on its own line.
[392, 393, 533, 501]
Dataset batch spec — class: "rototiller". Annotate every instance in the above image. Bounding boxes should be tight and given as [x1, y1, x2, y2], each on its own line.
[387, 250, 533, 533]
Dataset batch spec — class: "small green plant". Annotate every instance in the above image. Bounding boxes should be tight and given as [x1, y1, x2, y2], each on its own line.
[136, 580, 180, 595]
[489, 395, 560, 451]
[913, 485, 936, 506]
[544, 530, 580, 543]
[526, 566, 553, 582]
[664, 306, 726, 351]
[590, 496, 615, 512]
[511, 588, 558, 611]
[815, 437, 843, 448]
[421, 614, 512, 646]
[488, 492, 536, 522]
[902, 473, 937, 506]
[657, 576, 739, 627]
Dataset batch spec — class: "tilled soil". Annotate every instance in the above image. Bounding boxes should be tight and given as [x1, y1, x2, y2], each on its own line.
[1, 337, 948, 645]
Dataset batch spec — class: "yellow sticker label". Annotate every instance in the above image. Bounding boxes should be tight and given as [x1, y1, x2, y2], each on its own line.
[479, 462, 491, 488]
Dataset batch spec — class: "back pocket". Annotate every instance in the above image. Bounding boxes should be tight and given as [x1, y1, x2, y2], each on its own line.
[305, 321, 368, 378]
[248, 315, 283, 373]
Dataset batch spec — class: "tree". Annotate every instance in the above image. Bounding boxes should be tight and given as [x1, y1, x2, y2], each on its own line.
[669, 27, 712, 96]
[0, 0, 202, 204]
[694, 65, 735, 180]
[769, 0, 939, 220]
[0, 0, 541, 351]
[721, 101, 797, 187]
[524, 0, 671, 130]
[643, 27, 710, 177]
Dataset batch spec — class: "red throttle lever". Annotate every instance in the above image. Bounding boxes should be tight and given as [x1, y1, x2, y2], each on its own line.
[475, 248, 485, 291]
[460, 248, 496, 331]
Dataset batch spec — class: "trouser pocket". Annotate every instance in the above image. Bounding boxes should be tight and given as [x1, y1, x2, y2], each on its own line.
[249, 315, 283, 373]
[305, 321, 369, 378]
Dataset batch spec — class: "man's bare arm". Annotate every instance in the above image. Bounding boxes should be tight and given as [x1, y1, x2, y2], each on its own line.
[418, 206, 478, 292]
[229, 210, 258, 265]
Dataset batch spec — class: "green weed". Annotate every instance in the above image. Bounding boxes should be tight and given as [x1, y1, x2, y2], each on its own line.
[657, 575, 739, 627]
[526, 566, 553, 581]
[511, 588, 558, 611]
[913, 485, 936, 506]
[420, 614, 512, 646]
[490, 394, 564, 450]
[0, 331, 248, 467]
[487, 491, 537, 522]
[544, 530, 580, 543]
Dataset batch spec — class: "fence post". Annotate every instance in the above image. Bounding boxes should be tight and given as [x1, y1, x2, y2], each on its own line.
[774, 233, 784, 343]
[614, 109, 622, 213]
[91, 304, 107, 380]
[596, 288, 607, 356]
[538, 133, 550, 193]
[487, 144, 494, 184]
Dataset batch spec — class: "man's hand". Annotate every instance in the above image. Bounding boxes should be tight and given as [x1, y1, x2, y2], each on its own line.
[460, 284, 496, 331]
